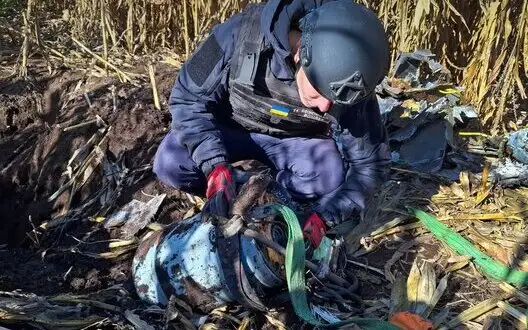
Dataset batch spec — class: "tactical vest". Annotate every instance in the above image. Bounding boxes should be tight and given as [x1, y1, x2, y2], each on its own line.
[228, 4, 332, 137]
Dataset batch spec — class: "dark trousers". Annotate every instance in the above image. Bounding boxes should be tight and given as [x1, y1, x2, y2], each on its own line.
[153, 126, 345, 200]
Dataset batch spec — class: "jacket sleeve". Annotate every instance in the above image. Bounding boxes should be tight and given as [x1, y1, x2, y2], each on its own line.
[168, 14, 242, 176]
[313, 96, 391, 224]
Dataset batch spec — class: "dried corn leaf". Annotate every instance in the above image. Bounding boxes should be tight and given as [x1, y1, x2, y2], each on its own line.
[109, 238, 137, 248]
[237, 316, 252, 330]
[444, 259, 470, 273]
[496, 301, 528, 328]
[439, 293, 514, 329]
[498, 283, 528, 305]
[459, 171, 471, 198]
[450, 183, 466, 199]
[390, 276, 408, 313]
[406, 258, 421, 314]
[264, 313, 287, 330]
[467, 233, 511, 265]
[0, 295, 105, 328]
[370, 217, 407, 236]
[415, 262, 436, 316]
[450, 213, 523, 222]
[201, 324, 221, 330]
[425, 274, 449, 318]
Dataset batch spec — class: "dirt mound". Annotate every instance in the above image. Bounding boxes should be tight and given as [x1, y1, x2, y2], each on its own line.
[0, 57, 192, 295]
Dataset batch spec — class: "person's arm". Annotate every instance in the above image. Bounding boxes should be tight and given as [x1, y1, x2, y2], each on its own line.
[168, 14, 242, 175]
[313, 96, 391, 225]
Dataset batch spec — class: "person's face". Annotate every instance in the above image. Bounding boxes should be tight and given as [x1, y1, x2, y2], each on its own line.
[293, 49, 333, 113]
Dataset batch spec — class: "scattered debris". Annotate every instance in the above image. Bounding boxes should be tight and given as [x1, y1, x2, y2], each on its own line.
[106, 193, 166, 238]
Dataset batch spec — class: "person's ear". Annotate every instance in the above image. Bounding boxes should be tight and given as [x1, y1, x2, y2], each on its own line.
[293, 48, 300, 65]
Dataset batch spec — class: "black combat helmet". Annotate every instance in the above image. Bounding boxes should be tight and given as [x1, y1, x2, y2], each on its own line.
[299, 0, 390, 106]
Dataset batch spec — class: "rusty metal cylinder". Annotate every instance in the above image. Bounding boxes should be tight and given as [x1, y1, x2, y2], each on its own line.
[132, 212, 285, 312]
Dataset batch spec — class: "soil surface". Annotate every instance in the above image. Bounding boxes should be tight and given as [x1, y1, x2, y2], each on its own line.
[0, 55, 189, 297]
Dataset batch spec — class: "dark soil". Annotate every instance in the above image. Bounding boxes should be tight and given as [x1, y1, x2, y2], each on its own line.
[0, 55, 189, 296]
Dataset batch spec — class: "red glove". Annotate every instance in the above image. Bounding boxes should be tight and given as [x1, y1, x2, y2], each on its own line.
[204, 164, 236, 218]
[303, 212, 327, 248]
[206, 164, 235, 199]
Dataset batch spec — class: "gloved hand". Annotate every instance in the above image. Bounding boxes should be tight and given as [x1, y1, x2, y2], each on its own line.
[302, 212, 327, 248]
[203, 163, 236, 218]
[312, 203, 343, 228]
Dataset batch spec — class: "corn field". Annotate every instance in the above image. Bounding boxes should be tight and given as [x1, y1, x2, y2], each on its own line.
[7, 0, 528, 133]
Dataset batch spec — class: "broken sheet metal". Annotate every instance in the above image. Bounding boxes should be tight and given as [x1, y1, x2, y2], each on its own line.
[452, 105, 478, 124]
[104, 194, 166, 238]
[377, 49, 453, 98]
[390, 49, 451, 91]
[397, 120, 448, 172]
[507, 128, 528, 164]
[376, 50, 465, 173]
[490, 159, 528, 187]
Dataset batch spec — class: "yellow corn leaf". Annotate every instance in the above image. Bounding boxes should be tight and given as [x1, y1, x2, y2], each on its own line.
[406, 258, 421, 312]
[415, 262, 435, 316]
[401, 99, 420, 110]
[147, 223, 163, 231]
[475, 188, 491, 205]
[451, 212, 523, 221]
[238, 316, 251, 330]
[444, 260, 470, 273]
[459, 171, 471, 197]
[458, 132, 490, 138]
[441, 294, 512, 329]
[109, 238, 137, 249]
[504, 11, 512, 41]
[264, 313, 287, 330]
[439, 87, 461, 95]
[183, 206, 198, 219]
[477, 163, 490, 202]
[412, 0, 430, 29]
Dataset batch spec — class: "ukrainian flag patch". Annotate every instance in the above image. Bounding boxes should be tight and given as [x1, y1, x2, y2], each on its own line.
[269, 105, 290, 117]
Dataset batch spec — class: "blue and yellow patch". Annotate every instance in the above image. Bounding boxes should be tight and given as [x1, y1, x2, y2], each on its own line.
[269, 105, 290, 117]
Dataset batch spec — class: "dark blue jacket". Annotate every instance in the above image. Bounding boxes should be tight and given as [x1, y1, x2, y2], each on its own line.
[167, 0, 391, 223]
